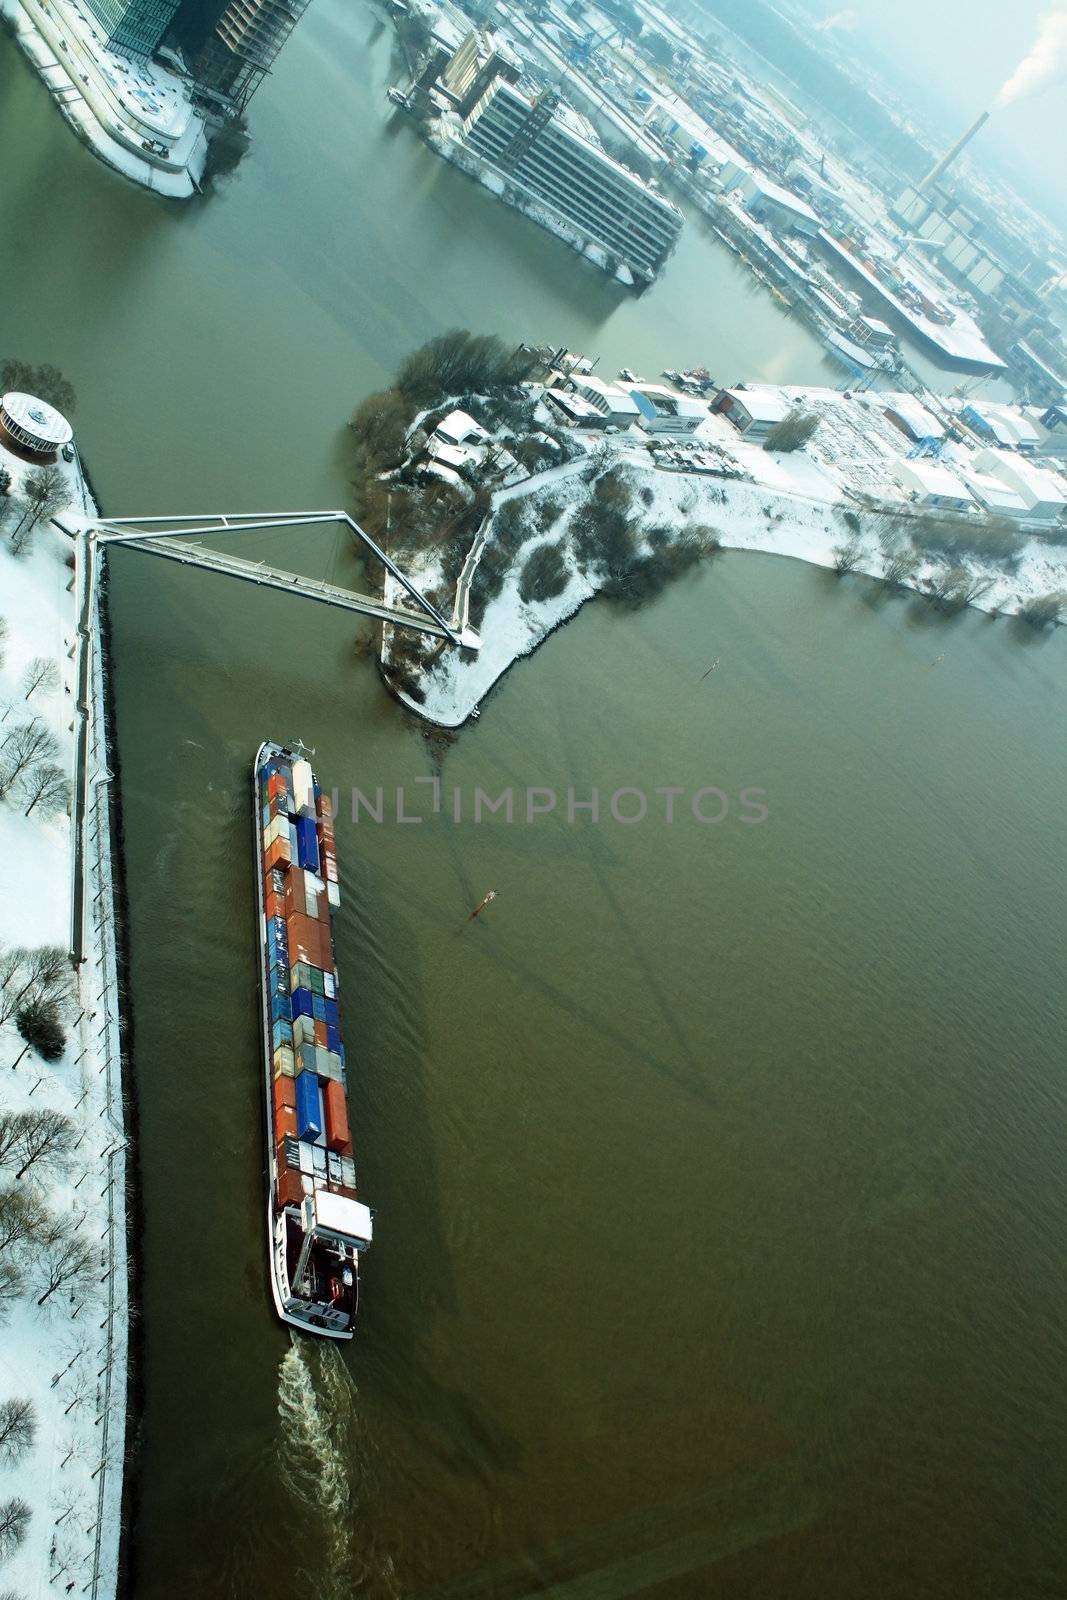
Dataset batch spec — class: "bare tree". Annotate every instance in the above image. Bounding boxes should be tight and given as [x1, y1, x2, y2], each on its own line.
[927, 565, 994, 613]
[831, 537, 864, 575]
[21, 763, 69, 819]
[0, 1398, 35, 1465]
[12, 465, 67, 539]
[0, 721, 58, 800]
[0, 946, 70, 1022]
[0, 1119, 21, 1170]
[0, 1496, 30, 1561]
[0, 1259, 21, 1316]
[0, 1188, 46, 1254]
[10, 1109, 77, 1183]
[21, 657, 60, 702]
[879, 533, 921, 587]
[33, 1231, 93, 1307]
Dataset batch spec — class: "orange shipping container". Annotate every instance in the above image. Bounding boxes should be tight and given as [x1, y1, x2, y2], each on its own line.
[265, 890, 286, 922]
[313, 1019, 328, 1049]
[274, 1104, 298, 1143]
[265, 837, 291, 871]
[323, 1079, 350, 1153]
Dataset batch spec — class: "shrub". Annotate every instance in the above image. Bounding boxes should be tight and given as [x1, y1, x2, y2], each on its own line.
[908, 511, 1023, 567]
[764, 410, 820, 452]
[1018, 591, 1066, 628]
[519, 541, 569, 604]
[15, 999, 66, 1062]
[832, 537, 863, 574]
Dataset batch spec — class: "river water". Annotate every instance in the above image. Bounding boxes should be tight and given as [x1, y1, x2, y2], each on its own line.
[4, 5, 1067, 1596]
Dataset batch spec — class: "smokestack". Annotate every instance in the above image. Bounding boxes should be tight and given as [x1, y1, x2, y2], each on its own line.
[917, 110, 990, 191]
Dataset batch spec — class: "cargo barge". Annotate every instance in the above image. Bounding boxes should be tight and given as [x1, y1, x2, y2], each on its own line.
[254, 741, 373, 1340]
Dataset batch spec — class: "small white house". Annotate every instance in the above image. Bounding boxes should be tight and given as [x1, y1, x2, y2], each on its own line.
[433, 409, 489, 449]
[713, 386, 790, 439]
[974, 448, 1067, 521]
[544, 387, 609, 429]
[893, 458, 974, 511]
[569, 375, 642, 429]
[630, 384, 708, 436]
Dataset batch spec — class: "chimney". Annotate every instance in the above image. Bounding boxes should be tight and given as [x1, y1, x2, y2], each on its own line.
[917, 111, 991, 191]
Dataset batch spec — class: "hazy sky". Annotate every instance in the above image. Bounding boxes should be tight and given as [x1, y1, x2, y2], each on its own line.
[805, 0, 1067, 215]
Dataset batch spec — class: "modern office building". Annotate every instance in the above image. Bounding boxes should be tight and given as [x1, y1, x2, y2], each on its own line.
[82, 0, 180, 57]
[194, 0, 312, 108]
[460, 78, 683, 281]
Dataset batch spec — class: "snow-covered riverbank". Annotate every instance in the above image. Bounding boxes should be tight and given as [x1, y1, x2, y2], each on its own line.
[0, 442, 127, 1600]
[381, 386, 1067, 727]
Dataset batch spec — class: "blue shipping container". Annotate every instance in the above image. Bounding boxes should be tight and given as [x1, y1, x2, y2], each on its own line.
[291, 987, 314, 1020]
[295, 1071, 322, 1141]
[326, 1023, 341, 1054]
[296, 815, 319, 873]
[324, 997, 339, 1028]
[270, 994, 292, 1023]
[270, 966, 291, 996]
[272, 1019, 294, 1051]
[311, 994, 327, 1023]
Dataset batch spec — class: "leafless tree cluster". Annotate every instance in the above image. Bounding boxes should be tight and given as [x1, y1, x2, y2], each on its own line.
[0, 711, 69, 820]
[0, 945, 72, 1027]
[6, 466, 69, 559]
[0, 1110, 77, 1185]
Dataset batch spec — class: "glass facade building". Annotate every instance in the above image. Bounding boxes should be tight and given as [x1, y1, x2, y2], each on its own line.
[83, 0, 180, 56]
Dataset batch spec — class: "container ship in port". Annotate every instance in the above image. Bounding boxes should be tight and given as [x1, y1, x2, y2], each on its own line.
[254, 741, 373, 1340]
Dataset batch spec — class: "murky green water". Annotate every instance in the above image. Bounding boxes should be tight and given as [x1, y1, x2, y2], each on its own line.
[4, 5, 1067, 1595]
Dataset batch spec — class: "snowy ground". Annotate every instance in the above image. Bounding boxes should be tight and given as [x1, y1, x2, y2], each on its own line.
[1, 0, 207, 197]
[382, 386, 1067, 727]
[0, 442, 126, 1600]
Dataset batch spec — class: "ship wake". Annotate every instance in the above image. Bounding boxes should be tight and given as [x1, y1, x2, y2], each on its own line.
[276, 1339, 360, 1595]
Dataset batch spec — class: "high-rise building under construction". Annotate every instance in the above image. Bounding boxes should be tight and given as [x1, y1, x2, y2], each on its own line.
[193, 0, 312, 109]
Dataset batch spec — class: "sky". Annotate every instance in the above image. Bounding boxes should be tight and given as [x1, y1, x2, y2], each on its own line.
[801, 0, 1067, 219]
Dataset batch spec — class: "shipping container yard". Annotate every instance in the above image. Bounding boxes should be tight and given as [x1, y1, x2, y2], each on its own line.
[254, 741, 373, 1340]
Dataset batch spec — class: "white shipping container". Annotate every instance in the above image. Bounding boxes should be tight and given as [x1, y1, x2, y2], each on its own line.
[340, 1156, 357, 1188]
[327, 882, 341, 909]
[297, 1142, 315, 1175]
[292, 759, 314, 813]
[323, 973, 336, 999]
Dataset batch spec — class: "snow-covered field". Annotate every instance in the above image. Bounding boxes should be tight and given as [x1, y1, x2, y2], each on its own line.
[382, 388, 1067, 727]
[0, 441, 126, 1600]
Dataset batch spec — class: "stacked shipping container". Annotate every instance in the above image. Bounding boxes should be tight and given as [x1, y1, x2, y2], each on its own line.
[258, 752, 358, 1215]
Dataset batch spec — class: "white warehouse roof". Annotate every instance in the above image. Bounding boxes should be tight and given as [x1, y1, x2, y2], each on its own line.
[894, 458, 973, 504]
[722, 387, 790, 424]
[975, 448, 1067, 509]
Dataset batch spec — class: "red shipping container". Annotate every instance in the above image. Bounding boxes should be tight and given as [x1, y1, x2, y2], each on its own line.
[265, 890, 286, 922]
[273, 1075, 297, 1117]
[267, 772, 284, 801]
[276, 1169, 304, 1209]
[323, 1079, 350, 1153]
[313, 1019, 328, 1049]
[287, 913, 330, 967]
[332, 1137, 353, 1160]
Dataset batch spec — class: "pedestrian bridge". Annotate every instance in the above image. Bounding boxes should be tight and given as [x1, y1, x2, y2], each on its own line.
[93, 510, 475, 647]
